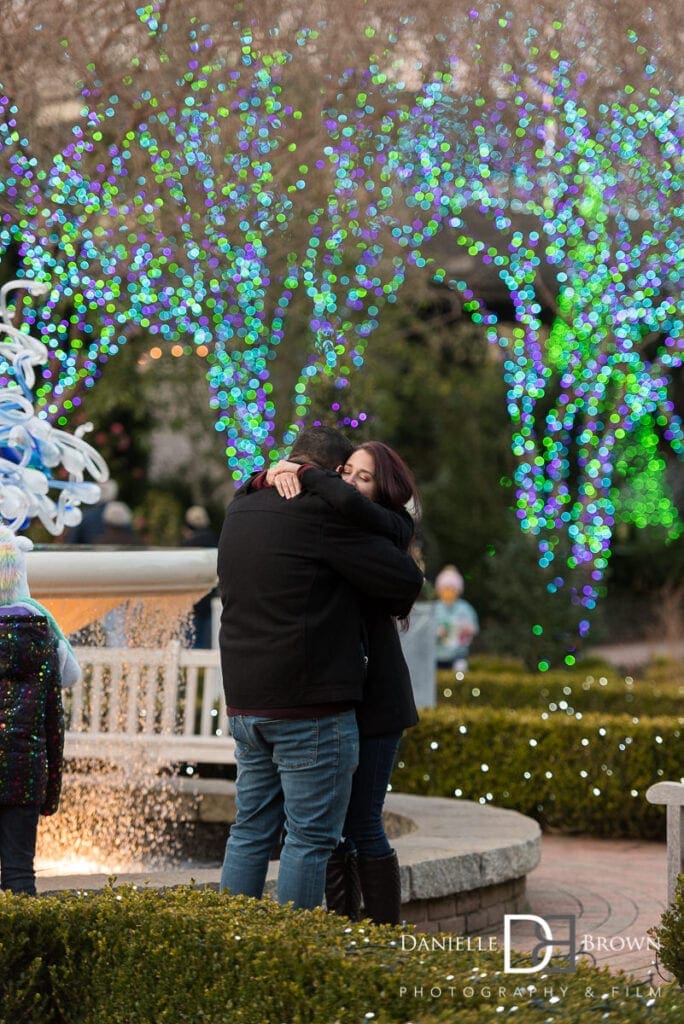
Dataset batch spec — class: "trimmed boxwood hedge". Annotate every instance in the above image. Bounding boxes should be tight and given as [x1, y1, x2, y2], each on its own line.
[437, 664, 684, 717]
[395, 706, 682, 838]
[0, 885, 681, 1024]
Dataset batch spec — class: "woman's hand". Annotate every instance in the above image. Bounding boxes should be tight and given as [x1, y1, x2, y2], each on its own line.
[266, 459, 302, 499]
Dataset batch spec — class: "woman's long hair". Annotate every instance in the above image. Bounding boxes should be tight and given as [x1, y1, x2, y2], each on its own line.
[354, 440, 420, 515]
[354, 441, 421, 630]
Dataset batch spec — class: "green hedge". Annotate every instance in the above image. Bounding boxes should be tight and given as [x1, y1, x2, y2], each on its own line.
[642, 658, 684, 686]
[650, 875, 684, 985]
[0, 886, 680, 1024]
[465, 654, 681, 677]
[436, 667, 684, 717]
[396, 707, 682, 838]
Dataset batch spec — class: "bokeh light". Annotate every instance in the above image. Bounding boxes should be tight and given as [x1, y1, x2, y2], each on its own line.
[0, 6, 681, 621]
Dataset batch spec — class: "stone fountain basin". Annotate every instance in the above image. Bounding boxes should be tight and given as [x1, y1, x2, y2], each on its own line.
[26, 545, 218, 634]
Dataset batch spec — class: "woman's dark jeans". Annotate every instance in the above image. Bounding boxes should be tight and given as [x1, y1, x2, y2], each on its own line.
[343, 732, 402, 859]
[0, 805, 40, 895]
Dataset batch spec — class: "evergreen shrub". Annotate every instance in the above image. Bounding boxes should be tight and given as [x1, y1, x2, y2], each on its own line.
[395, 707, 681, 838]
[0, 886, 681, 1024]
[436, 666, 683, 717]
[650, 875, 684, 986]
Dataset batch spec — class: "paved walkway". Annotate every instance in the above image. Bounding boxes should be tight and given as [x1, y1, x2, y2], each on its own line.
[587, 639, 684, 669]
[36, 831, 671, 981]
[488, 833, 671, 980]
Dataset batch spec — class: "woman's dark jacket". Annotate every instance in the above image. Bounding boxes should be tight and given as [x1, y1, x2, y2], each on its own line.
[299, 468, 419, 738]
[0, 614, 64, 814]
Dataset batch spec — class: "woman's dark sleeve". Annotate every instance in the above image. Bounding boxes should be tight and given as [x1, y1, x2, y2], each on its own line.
[235, 470, 268, 495]
[299, 467, 413, 549]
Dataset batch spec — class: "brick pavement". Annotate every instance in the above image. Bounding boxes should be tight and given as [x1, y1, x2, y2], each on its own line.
[485, 833, 672, 980]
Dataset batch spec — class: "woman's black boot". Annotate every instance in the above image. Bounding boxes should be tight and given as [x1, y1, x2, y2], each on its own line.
[358, 849, 401, 925]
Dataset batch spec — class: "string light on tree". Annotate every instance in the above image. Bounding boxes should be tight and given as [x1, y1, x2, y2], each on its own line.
[0, 6, 681, 630]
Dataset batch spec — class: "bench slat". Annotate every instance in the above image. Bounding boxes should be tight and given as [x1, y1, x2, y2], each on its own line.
[183, 665, 200, 736]
[90, 662, 105, 731]
[125, 659, 140, 734]
[161, 642, 181, 733]
[106, 657, 122, 732]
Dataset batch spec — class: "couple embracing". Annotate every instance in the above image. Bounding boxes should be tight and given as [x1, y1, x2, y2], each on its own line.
[217, 426, 424, 922]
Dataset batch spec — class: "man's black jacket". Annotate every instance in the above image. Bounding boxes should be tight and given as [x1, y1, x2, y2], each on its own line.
[217, 486, 424, 710]
[297, 467, 419, 737]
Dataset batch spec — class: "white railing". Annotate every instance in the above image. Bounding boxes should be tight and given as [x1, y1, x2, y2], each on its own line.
[65, 643, 236, 765]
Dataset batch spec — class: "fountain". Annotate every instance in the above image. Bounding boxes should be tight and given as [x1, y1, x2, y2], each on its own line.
[26, 544, 218, 635]
[30, 542, 222, 871]
[30, 544, 223, 877]
[0, 277, 225, 875]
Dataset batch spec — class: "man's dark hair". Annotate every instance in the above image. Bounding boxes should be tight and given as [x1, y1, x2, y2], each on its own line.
[289, 426, 354, 470]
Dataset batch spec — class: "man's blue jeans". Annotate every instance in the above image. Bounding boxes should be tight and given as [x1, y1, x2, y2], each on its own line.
[221, 711, 359, 910]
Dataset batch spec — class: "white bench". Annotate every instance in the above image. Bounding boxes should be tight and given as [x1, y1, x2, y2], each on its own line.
[65, 643, 236, 766]
[646, 781, 684, 905]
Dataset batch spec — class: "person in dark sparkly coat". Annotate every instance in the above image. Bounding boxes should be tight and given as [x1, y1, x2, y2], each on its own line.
[0, 528, 66, 895]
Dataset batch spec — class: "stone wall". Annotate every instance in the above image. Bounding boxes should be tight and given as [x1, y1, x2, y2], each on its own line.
[402, 875, 528, 934]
